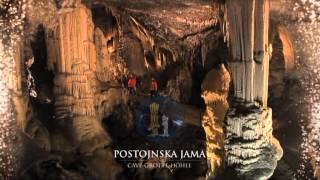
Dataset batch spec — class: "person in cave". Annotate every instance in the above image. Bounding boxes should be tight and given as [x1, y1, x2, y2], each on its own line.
[127, 74, 137, 95]
[150, 78, 158, 97]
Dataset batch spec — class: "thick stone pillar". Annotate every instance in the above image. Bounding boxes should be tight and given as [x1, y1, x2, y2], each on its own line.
[52, 4, 108, 154]
[224, 0, 283, 179]
[46, 4, 123, 179]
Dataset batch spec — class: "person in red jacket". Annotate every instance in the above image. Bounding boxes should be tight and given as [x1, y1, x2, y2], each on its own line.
[150, 78, 158, 97]
[128, 74, 137, 95]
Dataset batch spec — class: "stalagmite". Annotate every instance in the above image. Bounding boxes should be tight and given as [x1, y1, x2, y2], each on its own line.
[201, 64, 231, 177]
[224, 0, 283, 179]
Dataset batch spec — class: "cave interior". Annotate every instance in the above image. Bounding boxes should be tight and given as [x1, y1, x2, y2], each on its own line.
[7, 0, 314, 180]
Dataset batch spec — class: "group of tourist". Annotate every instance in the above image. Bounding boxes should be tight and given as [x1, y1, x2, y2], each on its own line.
[126, 74, 158, 97]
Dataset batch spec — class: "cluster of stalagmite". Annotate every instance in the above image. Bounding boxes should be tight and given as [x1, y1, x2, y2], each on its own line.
[201, 64, 230, 176]
[223, 0, 283, 179]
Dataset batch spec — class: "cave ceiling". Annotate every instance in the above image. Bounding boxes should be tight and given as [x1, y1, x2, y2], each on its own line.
[90, 0, 221, 45]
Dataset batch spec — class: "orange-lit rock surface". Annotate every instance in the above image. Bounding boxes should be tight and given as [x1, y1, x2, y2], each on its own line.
[201, 64, 231, 176]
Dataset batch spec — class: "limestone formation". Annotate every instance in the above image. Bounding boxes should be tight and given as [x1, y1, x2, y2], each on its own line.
[224, 0, 283, 179]
[225, 0, 270, 107]
[166, 68, 192, 103]
[43, 3, 125, 178]
[94, 23, 126, 83]
[225, 104, 283, 179]
[47, 5, 110, 154]
[201, 64, 231, 177]
[42, 4, 128, 154]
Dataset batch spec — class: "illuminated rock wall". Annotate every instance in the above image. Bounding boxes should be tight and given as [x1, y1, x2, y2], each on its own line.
[224, 0, 283, 179]
[93, 9, 127, 83]
[94, 27, 116, 82]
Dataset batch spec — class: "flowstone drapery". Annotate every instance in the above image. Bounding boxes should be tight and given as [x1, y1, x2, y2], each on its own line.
[49, 5, 108, 153]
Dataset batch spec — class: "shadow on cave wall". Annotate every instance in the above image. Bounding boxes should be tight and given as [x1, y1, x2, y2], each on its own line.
[19, 24, 56, 177]
[29, 24, 54, 126]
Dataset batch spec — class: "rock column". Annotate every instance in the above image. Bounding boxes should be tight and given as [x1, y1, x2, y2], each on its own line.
[51, 4, 108, 154]
[45, 3, 124, 178]
[224, 0, 283, 179]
